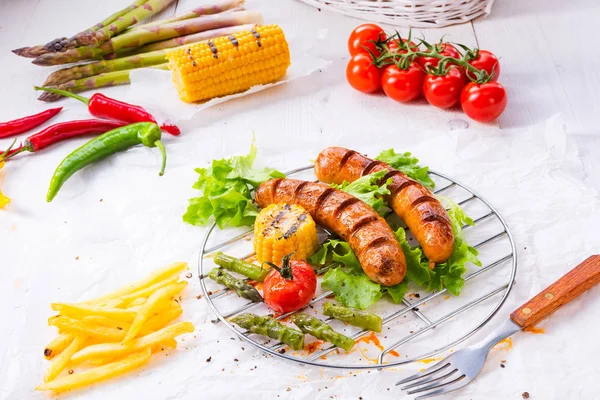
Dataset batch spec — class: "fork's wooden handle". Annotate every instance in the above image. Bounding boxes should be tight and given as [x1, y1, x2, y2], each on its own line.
[510, 255, 600, 329]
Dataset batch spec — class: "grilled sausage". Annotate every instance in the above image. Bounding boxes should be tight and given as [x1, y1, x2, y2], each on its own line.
[314, 147, 454, 263]
[255, 178, 406, 286]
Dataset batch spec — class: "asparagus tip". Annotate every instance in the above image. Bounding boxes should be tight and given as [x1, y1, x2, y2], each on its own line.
[13, 46, 48, 58]
[37, 91, 63, 102]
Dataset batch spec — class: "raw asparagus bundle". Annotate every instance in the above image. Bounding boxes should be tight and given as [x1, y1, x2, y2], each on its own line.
[323, 302, 382, 332]
[208, 268, 263, 303]
[12, 0, 148, 58]
[291, 313, 355, 351]
[32, 10, 263, 66]
[230, 314, 304, 350]
[213, 252, 270, 282]
[38, 66, 169, 102]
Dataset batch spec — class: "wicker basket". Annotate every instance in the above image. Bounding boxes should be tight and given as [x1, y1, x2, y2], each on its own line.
[297, 0, 495, 28]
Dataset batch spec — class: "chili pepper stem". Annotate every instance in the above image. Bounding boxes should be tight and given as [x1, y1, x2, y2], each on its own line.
[2, 143, 30, 161]
[1, 138, 18, 161]
[155, 139, 166, 176]
[33, 86, 90, 105]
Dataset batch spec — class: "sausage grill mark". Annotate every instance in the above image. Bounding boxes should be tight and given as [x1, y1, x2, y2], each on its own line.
[339, 150, 357, 170]
[314, 187, 335, 212]
[362, 160, 386, 176]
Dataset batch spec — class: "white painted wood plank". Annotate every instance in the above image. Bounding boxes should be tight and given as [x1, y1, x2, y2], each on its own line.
[472, 0, 600, 134]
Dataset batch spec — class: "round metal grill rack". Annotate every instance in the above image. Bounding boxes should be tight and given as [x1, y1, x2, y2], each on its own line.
[198, 165, 517, 370]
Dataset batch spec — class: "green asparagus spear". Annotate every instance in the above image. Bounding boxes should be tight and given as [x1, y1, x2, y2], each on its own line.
[32, 11, 263, 66]
[291, 313, 355, 351]
[78, 0, 177, 46]
[127, 0, 245, 31]
[213, 252, 270, 282]
[323, 302, 382, 333]
[208, 268, 263, 303]
[43, 49, 170, 86]
[116, 24, 255, 57]
[12, 0, 149, 58]
[37, 65, 168, 102]
[230, 314, 304, 350]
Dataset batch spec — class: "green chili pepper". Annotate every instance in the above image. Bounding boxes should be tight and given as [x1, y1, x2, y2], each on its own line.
[323, 301, 382, 332]
[208, 267, 263, 303]
[291, 313, 355, 351]
[230, 313, 304, 350]
[46, 122, 166, 202]
[214, 252, 270, 282]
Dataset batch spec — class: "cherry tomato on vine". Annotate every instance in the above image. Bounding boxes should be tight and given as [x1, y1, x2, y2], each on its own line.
[467, 50, 500, 81]
[387, 39, 419, 54]
[346, 53, 382, 93]
[381, 62, 425, 103]
[263, 256, 317, 314]
[419, 43, 461, 70]
[348, 23, 386, 57]
[423, 66, 466, 109]
[460, 81, 507, 122]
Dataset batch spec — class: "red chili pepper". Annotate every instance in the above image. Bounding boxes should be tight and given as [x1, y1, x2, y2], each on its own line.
[0, 107, 62, 138]
[34, 87, 180, 136]
[2, 119, 126, 160]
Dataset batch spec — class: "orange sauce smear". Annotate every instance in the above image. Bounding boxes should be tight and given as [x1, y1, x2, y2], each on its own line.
[305, 340, 324, 355]
[524, 326, 545, 334]
[492, 337, 513, 351]
[355, 332, 386, 363]
[419, 357, 443, 364]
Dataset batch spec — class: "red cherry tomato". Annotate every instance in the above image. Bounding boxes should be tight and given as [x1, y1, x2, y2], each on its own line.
[346, 53, 382, 93]
[263, 258, 317, 314]
[460, 81, 507, 122]
[387, 39, 419, 54]
[348, 23, 386, 57]
[423, 67, 466, 109]
[381, 62, 425, 103]
[468, 50, 500, 81]
[419, 43, 460, 71]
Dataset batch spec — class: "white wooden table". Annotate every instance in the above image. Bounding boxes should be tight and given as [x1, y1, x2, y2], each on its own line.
[1, 1, 599, 399]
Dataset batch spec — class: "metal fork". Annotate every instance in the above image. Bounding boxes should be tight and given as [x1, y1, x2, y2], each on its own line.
[396, 255, 600, 399]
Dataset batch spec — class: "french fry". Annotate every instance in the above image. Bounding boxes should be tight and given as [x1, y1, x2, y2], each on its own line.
[82, 316, 131, 331]
[70, 322, 194, 365]
[105, 298, 125, 308]
[44, 333, 76, 359]
[51, 303, 137, 323]
[44, 334, 87, 383]
[139, 303, 183, 336]
[122, 282, 187, 342]
[82, 262, 187, 305]
[36, 347, 153, 392]
[116, 276, 180, 306]
[128, 297, 147, 307]
[51, 316, 126, 342]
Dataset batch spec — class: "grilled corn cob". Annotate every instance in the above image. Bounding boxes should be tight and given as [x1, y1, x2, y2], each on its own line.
[254, 203, 318, 266]
[166, 24, 291, 103]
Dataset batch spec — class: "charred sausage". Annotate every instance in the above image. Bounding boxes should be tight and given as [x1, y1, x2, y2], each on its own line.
[314, 147, 454, 263]
[255, 178, 406, 286]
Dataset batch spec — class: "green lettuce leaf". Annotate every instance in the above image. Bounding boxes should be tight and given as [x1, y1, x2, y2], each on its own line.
[331, 171, 391, 215]
[183, 143, 285, 228]
[322, 268, 382, 310]
[308, 239, 361, 273]
[375, 149, 435, 191]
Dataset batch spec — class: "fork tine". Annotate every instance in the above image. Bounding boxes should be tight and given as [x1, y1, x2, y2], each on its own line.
[395, 362, 451, 386]
[400, 368, 458, 390]
[413, 377, 471, 399]
[407, 373, 466, 395]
